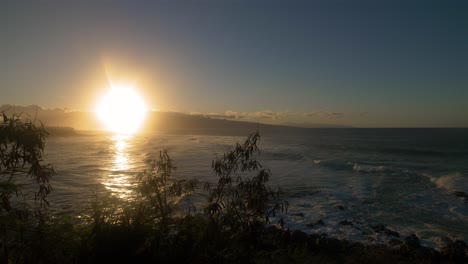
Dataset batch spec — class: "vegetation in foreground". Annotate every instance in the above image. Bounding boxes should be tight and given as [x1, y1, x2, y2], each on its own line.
[1, 113, 467, 263]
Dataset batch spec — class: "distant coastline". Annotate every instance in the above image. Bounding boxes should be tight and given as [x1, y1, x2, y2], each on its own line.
[45, 126, 80, 137]
[2, 105, 466, 137]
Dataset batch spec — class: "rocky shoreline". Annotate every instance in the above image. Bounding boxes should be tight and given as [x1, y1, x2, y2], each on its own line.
[265, 224, 468, 263]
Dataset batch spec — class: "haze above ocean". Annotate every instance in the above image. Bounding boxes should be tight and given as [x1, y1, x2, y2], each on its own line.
[42, 128, 468, 248]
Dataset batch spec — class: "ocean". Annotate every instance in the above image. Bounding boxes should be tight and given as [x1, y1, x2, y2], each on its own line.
[41, 128, 467, 249]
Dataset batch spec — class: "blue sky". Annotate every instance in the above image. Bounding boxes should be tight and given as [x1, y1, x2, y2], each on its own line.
[2, 0, 467, 127]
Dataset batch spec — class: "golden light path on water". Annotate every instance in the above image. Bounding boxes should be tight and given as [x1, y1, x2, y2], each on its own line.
[102, 134, 136, 199]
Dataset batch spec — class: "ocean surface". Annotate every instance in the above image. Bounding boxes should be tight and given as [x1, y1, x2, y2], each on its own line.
[39, 128, 467, 249]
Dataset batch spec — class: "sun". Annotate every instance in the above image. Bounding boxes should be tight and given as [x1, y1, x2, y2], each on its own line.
[96, 84, 147, 134]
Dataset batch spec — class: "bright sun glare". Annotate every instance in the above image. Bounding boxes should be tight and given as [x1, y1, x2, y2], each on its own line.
[96, 84, 147, 134]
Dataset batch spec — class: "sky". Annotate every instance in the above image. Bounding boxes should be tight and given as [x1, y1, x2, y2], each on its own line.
[2, 0, 467, 127]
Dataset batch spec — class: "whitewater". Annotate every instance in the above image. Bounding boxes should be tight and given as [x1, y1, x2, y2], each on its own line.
[41, 128, 467, 249]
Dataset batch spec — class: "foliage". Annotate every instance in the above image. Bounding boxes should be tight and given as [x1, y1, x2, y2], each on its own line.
[79, 149, 200, 262]
[136, 149, 198, 230]
[2, 128, 455, 263]
[0, 112, 55, 214]
[77, 131, 289, 263]
[195, 131, 288, 262]
[0, 112, 56, 263]
[205, 131, 287, 228]
[2, 213, 82, 263]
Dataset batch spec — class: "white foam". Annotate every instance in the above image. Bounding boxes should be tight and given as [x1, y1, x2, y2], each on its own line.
[430, 172, 467, 192]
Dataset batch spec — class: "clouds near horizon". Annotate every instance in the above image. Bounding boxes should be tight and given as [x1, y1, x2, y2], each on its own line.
[192, 110, 345, 121]
[3, 1, 467, 127]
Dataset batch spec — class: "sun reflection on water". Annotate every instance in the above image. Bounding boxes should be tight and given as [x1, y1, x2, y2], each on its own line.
[102, 134, 137, 199]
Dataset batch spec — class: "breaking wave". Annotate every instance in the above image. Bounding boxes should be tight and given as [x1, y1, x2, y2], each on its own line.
[430, 172, 467, 193]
